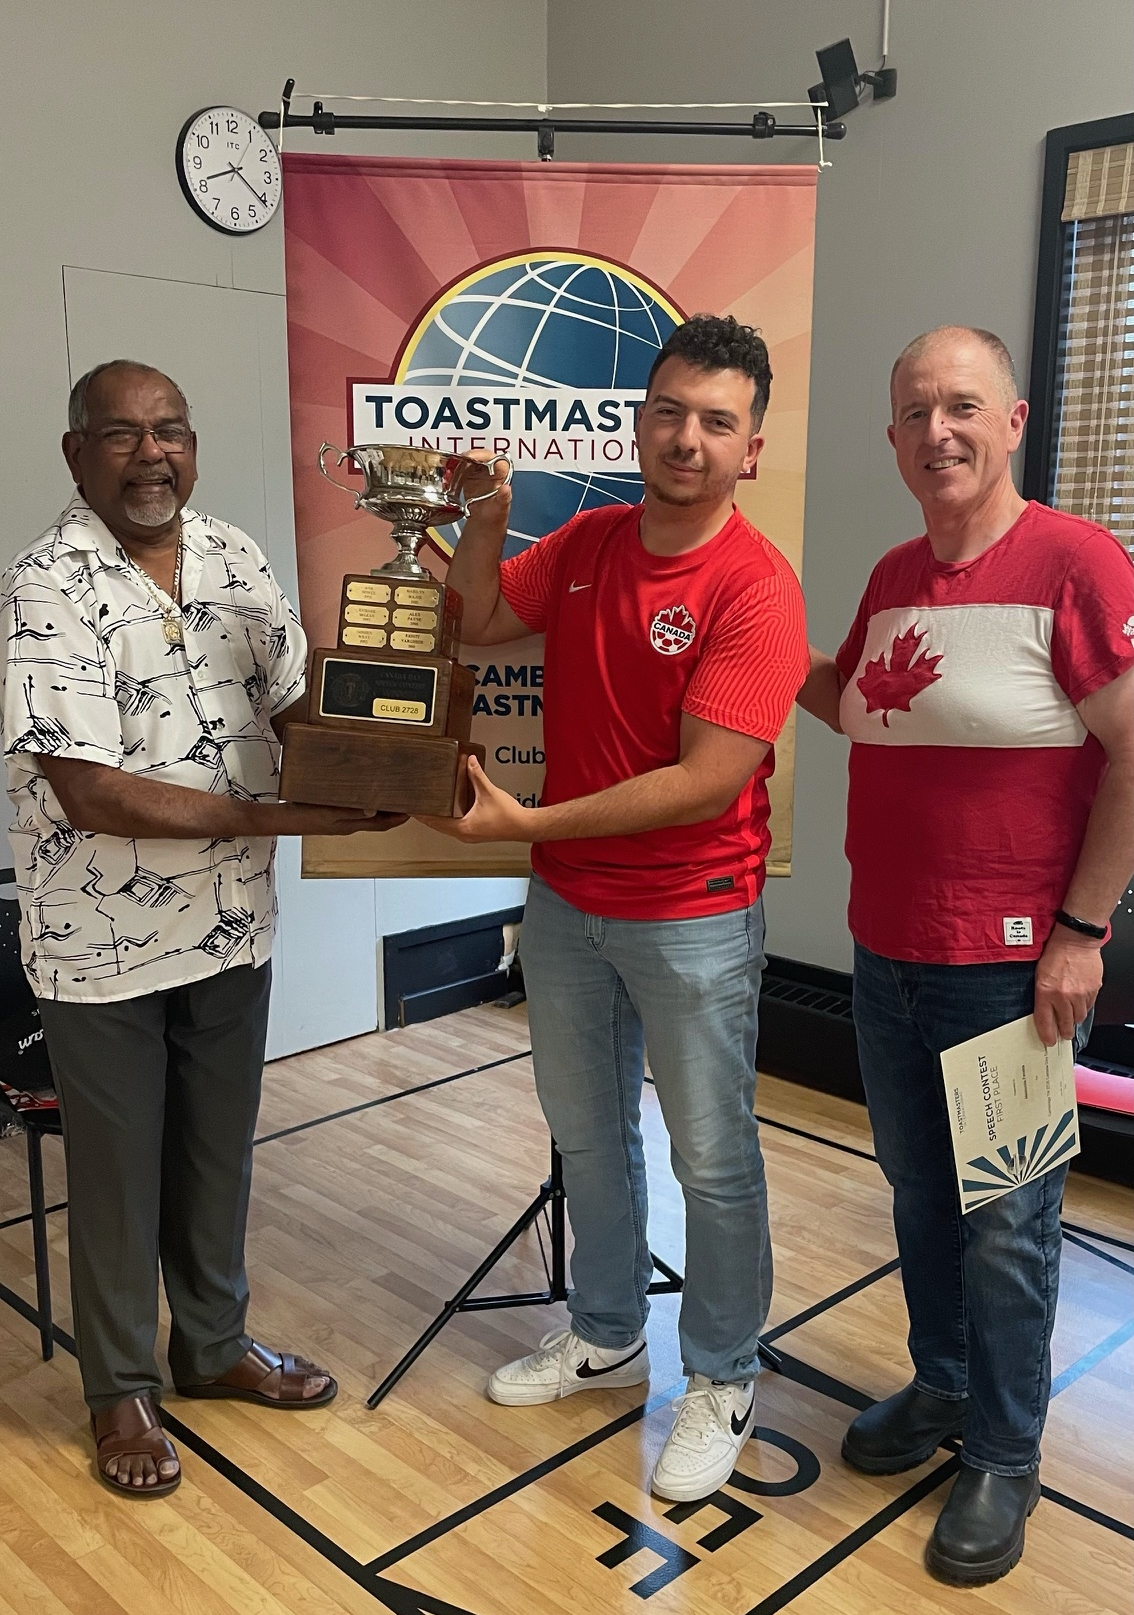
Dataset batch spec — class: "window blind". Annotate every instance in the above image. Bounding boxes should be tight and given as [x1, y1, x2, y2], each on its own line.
[1050, 146, 1134, 545]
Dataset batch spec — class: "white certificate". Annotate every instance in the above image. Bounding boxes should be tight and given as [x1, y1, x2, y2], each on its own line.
[939, 1014, 1079, 1214]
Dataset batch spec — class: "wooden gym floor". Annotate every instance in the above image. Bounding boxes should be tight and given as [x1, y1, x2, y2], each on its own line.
[0, 1000, 1132, 1614]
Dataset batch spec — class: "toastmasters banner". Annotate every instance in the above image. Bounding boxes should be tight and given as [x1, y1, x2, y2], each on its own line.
[282, 155, 817, 878]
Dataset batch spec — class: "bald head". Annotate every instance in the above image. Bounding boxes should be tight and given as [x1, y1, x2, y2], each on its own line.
[890, 326, 1018, 417]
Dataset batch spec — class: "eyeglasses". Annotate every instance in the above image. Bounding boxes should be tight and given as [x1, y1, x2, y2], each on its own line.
[86, 425, 193, 455]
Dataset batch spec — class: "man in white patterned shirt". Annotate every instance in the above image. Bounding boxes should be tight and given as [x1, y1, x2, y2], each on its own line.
[1, 360, 400, 1498]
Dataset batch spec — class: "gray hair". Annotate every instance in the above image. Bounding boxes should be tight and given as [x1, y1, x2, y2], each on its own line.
[890, 325, 1019, 413]
[67, 360, 190, 432]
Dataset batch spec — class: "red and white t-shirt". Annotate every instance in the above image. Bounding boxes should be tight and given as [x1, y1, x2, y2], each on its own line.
[836, 502, 1134, 964]
[499, 503, 808, 920]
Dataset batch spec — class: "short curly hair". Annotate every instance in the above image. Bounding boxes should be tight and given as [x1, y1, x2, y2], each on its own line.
[646, 314, 773, 428]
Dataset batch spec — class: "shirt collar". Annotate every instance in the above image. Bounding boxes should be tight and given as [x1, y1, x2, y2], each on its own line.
[56, 492, 210, 575]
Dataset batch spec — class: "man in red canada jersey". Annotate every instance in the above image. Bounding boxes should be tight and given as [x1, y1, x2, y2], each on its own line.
[801, 325, 1134, 1585]
[425, 315, 808, 1503]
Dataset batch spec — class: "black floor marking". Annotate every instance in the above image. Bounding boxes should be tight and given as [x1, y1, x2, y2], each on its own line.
[742, 1456, 961, 1615]
[367, 1381, 684, 1573]
[1061, 1219, 1134, 1257]
[761, 1258, 900, 1346]
[1064, 1228, 1134, 1280]
[253, 1049, 532, 1146]
[755, 1112, 878, 1164]
[764, 1346, 874, 1414]
[0, 1198, 66, 1231]
[1041, 1483, 1134, 1543]
[3, 1037, 1133, 1611]
[0, 1275, 74, 1353]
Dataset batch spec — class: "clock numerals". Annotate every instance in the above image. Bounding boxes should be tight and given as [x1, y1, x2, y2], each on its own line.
[177, 106, 281, 235]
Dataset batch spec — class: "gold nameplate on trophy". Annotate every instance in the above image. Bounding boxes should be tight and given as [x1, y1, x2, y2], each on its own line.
[346, 580, 392, 604]
[342, 626, 388, 648]
[335, 572, 462, 657]
[343, 603, 389, 625]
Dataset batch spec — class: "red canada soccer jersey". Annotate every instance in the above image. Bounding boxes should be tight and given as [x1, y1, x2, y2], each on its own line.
[499, 504, 808, 920]
[836, 502, 1134, 964]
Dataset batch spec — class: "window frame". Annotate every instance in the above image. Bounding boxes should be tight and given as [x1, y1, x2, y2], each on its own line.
[1023, 111, 1134, 503]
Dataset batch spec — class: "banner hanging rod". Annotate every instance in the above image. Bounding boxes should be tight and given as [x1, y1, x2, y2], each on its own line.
[258, 81, 845, 162]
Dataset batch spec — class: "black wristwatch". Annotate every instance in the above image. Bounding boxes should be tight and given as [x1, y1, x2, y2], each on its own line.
[1053, 908, 1108, 941]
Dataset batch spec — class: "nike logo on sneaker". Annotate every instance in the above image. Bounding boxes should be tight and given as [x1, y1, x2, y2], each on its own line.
[576, 1341, 647, 1378]
[731, 1398, 754, 1436]
[568, 581, 592, 592]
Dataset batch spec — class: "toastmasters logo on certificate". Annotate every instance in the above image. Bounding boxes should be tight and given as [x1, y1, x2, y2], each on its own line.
[349, 253, 684, 560]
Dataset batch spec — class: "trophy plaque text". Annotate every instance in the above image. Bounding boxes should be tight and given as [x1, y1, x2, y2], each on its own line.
[279, 443, 511, 818]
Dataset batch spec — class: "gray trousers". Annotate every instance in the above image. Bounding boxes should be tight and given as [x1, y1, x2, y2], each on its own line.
[37, 961, 271, 1413]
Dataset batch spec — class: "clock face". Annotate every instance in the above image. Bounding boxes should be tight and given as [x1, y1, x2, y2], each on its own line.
[176, 106, 282, 234]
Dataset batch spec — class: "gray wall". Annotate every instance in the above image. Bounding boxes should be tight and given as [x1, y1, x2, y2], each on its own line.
[4, 0, 1131, 1004]
[548, 0, 1134, 971]
[0, 0, 544, 1046]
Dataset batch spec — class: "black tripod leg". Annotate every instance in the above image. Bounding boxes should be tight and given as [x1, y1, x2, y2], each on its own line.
[367, 1181, 552, 1408]
[548, 1142, 568, 1302]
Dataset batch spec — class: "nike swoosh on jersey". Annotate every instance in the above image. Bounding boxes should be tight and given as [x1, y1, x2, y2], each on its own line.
[575, 1340, 647, 1378]
[568, 581, 592, 592]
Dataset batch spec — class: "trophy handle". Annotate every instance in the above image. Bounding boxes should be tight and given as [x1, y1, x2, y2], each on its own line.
[464, 454, 514, 507]
[318, 442, 363, 495]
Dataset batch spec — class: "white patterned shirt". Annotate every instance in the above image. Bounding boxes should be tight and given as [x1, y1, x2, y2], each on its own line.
[0, 495, 307, 1002]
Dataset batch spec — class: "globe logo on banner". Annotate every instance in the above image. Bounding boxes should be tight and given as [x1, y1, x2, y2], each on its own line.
[351, 254, 684, 560]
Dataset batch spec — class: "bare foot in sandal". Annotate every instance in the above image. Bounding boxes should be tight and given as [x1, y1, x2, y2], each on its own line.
[176, 1340, 337, 1407]
[92, 1394, 180, 1496]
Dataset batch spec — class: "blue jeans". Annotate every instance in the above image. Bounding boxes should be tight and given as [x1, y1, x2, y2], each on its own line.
[853, 944, 1090, 1475]
[520, 875, 771, 1383]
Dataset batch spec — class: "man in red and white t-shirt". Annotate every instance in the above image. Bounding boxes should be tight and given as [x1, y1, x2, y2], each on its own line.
[802, 325, 1134, 1585]
[426, 315, 808, 1502]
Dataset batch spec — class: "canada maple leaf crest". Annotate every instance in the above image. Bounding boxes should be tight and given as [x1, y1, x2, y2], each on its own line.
[650, 603, 697, 655]
[857, 624, 943, 726]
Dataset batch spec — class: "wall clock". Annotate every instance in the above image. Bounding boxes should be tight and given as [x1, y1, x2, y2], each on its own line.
[176, 106, 282, 234]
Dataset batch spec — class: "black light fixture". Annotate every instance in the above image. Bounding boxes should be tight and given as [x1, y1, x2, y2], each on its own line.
[809, 37, 897, 122]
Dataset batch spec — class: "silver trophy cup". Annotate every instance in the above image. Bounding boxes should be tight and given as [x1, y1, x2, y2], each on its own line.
[318, 442, 513, 578]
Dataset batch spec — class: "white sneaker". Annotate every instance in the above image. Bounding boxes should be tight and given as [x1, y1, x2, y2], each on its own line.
[650, 1374, 756, 1501]
[487, 1329, 650, 1406]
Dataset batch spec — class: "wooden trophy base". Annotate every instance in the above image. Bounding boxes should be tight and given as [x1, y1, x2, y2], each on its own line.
[279, 724, 485, 817]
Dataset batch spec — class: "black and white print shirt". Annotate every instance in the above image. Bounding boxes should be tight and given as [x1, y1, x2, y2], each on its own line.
[0, 495, 307, 1003]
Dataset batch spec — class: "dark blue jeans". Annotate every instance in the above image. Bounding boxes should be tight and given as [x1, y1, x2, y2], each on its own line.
[853, 944, 1090, 1475]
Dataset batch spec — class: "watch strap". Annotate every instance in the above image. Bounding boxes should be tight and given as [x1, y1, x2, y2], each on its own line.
[1053, 908, 1109, 941]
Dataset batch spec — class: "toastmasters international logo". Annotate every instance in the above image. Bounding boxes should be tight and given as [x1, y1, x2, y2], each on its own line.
[351, 254, 683, 560]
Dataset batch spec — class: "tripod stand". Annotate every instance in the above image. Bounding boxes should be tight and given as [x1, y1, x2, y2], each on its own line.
[367, 1138, 685, 1408]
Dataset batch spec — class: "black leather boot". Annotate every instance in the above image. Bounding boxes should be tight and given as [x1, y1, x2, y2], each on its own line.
[926, 1464, 1041, 1584]
[842, 1381, 967, 1474]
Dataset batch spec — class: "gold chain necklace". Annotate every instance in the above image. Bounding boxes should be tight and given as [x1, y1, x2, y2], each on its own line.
[126, 524, 185, 645]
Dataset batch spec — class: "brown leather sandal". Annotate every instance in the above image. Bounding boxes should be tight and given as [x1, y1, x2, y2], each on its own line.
[91, 1394, 181, 1498]
[176, 1340, 338, 1408]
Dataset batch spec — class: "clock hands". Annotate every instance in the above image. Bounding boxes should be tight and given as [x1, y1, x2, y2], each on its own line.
[226, 163, 268, 208]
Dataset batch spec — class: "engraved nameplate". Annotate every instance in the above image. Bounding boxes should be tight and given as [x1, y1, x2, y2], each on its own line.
[346, 580, 392, 604]
[390, 630, 436, 651]
[392, 608, 438, 630]
[372, 698, 427, 721]
[394, 585, 440, 607]
[344, 603, 390, 626]
[319, 658, 438, 726]
[342, 626, 388, 648]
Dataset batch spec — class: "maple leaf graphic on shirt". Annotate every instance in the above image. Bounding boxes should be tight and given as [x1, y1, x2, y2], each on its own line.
[857, 624, 943, 726]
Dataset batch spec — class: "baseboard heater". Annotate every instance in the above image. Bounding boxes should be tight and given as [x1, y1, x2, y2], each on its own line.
[382, 905, 525, 1030]
[758, 955, 1134, 1189]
